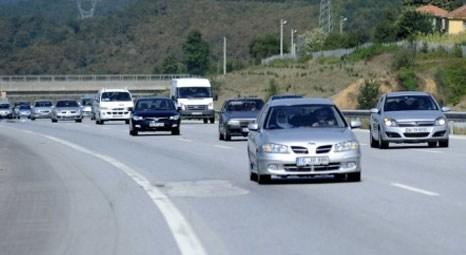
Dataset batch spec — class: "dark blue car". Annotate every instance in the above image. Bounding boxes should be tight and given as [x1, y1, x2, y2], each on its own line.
[218, 98, 264, 141]
[129, 97, 181, 136]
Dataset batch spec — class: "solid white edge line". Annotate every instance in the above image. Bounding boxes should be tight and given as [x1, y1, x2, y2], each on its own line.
[15, 128, 206, 255]
[391, 182, 440, 197]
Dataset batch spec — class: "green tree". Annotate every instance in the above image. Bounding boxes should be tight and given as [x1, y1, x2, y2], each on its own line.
[303, 28, 327, 53]
[249, 34, 280, 64]
[397, 10, 434, 38]
[182, 30, 210, 76]
[357, 80, 380, 109]
[161, 54, 180, 74]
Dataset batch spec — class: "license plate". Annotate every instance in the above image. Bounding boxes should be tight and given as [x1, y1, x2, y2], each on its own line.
[191, 112, 202, 115]
[296, 157, 329, 167]
[242, 127, 249, 132]
[149, 122, 164, 127]
[405, 127, 428, 133]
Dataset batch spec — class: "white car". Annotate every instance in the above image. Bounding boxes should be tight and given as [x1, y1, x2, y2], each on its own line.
[93, 89, 134, 125]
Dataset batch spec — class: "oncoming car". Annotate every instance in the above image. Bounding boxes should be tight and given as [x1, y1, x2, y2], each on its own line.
[129, 97, 181, 136]
[0, 102, 12, 119]
[52, 100, 83, 123]
[218, 98, 264, 141]
[247, 98, 362, 184]
[31, 100, 53, 120]
[370, 92, 449, 149]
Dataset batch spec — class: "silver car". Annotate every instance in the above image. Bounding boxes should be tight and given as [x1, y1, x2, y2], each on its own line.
[52, 100, 83, 123]
[247, 98, 362, 184]
[31, 100, 53, 120]
[370, 92, 449, 149]
[0, 102, 13, 119]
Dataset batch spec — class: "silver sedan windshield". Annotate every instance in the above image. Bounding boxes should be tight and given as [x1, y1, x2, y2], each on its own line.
[384, 95, 438, 112]
[264, 105, 347, 129]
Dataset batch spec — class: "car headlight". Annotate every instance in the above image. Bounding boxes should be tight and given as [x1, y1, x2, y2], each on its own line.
[262, 143, 289, 154]
[208, 102, 214, 109]
[228, 119, 240, 126]
[169, 115, 180, 120]
[384, 118, 397, 127]
[179, 103, 185, 111]
[132, 115, 144, 121]
[334, 140, 359, 152]
[435, 117, 446, 126]
[100, 107, 109, 110]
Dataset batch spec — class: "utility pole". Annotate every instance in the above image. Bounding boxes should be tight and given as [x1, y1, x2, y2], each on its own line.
[291, 29, 297, 57]
[339, 16, 348, 34]
[319, 0, 333, 33]
[280, 19, 287, 57]
[223, 37, 227, 75]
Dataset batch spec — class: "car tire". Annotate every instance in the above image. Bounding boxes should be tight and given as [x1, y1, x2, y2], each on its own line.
[428, 141, 437, 148]
[203, 119, 208, 124]
[257, 174, 271, 185]
[347, 172, 361, 182]
[31, 117, 35, 121]
[439, 139, 449, 148]
[370, 130, 378, 148]
[225, 131, 231, 141]
[52, 119, 57, 123]
[209, 118, 215, 124]
[378, 128, 389, 149]
[129, 130, 138, 136]
[219, 130, 224, 140]
[250, 172, 258, 182]
[171, 128, 180, 135]
[75, 119, 82, 123]
[125, 120, 130, 125]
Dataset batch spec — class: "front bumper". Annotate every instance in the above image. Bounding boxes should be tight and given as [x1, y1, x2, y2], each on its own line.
[33, 111, 52, 118]
[180, 109, 214, 119]
[55, 114, 82, 120]
[132, 119, 180, 131]
[382, 125, 449, 143]
[256, 150, 361, 176]
[100, 110, 131, 121]
[0, 112, 12, 118]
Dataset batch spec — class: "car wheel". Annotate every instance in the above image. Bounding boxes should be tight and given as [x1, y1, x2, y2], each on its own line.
[75, 119, 82, 123]
[347, 172, 361, 182]
[129, 130, 138, 136]
[370, 130, 379, 148]
[31, 117, 35, 121]
[171, 128, 180, 135]
[428, 141, 437, 148]
[219, 130, 224, 140]
[257, 174, 271, 185]
[225, 131, 231, 141]
[378, 128, 389, 149]
[203, 119, 208, 124]
[439, 139, 449, 148]
[250, 172, 258, 182]
[125, 120, 130, 125]
[209, 117, 215, 124]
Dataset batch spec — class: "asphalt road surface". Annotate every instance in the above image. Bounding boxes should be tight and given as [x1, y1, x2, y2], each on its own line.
[1, 118, 466, 255]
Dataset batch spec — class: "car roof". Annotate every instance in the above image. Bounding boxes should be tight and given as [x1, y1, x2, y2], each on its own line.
[385, 91, 431, 97]
[269, 94, 303, 100]
[100, 88, 131, 93]
[56, 99, 78, 102]
[136, 97, 172, 101]
[269, 98, 334, 107]
[226, 98, 264, 102]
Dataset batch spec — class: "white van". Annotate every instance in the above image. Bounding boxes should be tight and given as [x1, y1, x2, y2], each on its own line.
[170, 78, 215, 124]
[94, 88, 134, 125]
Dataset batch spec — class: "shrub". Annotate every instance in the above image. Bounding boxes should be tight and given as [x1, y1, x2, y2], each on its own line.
[265, 79, 280, 101]
[357, 80, 380, 109]
[392, 47, 416, 71]
[398, 68, 417, 91]
[436, 65, 466, 105]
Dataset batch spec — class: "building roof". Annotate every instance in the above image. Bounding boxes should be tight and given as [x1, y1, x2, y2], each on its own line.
[447, 4, 466, 19]
[416, 4, 448, 17]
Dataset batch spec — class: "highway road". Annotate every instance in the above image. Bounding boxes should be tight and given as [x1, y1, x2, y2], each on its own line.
[1, 119, 466, 255]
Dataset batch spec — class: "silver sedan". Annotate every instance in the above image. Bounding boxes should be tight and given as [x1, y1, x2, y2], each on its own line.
[370, 92, 449, 149]
[52, 100, 83, 123]
[247, 98, 362, 184]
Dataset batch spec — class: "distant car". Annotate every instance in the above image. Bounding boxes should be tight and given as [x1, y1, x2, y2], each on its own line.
[52, 100, 83, 123]
[247, 98, 362, 184]
[0, 103, 12, 119]
[31, 100, 53, 120]
[370, 91, 449, 149]
[129, 97, 181, 136]
[17, 105, 32, 119]
[81, 97, 94, 118]
[13, 101, 30, 118]
[218, 98, 264, 141]
[94, 89, 134, 125]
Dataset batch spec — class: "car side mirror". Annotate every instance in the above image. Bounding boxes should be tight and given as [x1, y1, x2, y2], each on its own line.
[350, 119, 362, 129]
[441, 107, 450, 112]
[248, 123, 259, 132]
[370, 108, 379, 114]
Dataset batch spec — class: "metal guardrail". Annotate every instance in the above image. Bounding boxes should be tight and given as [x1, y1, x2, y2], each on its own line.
[0, 74, 197, 82]
[341, 110, 466, 122]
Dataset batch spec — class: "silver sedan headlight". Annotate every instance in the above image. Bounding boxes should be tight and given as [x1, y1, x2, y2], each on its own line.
[262, 143, 289, 154]
[334, 140, 359, 152]
[384, 118, 398, 127]
[435, 117, 446, 126]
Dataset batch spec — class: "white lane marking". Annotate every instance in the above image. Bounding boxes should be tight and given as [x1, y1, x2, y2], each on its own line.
[19, 130, 206, 255]
[177, 138, 192, 143]
[412, 149, 444, 154]
[213, 145, 233, 150]
[391, 182, 440, 197]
